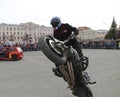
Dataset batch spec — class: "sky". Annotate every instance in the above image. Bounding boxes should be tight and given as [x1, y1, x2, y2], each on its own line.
[0, 0, 120, 30]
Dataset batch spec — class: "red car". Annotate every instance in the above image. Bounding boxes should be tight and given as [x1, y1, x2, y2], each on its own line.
[0, 46, 23, 61]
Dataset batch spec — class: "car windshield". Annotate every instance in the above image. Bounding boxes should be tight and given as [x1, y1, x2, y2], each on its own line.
[9, 47, 16, 51]
[5, 47, 16, 51]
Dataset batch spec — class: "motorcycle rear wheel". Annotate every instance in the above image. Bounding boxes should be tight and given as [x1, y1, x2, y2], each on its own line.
[77, 85, 93, 97]
[38, 35, 66, 65]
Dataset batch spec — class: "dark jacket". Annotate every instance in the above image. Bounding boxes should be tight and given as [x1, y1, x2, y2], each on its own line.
[53, 23, 83, 57]
[53, 23, 78, 41]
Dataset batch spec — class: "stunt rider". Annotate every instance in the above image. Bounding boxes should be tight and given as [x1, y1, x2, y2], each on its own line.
[50, 16, 93, 96]
[50, 16, 85, 78]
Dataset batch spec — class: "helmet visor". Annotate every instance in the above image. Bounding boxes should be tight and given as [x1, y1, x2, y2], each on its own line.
[51, 22, 59, 28]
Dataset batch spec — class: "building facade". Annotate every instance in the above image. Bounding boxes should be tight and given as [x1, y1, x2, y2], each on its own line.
[77, 27, 107, 41]
[0, 22, 108, 45]
[0, 22, 53, 44]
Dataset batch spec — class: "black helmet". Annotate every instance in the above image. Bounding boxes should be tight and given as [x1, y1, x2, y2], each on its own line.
[50, 17, 61, 28]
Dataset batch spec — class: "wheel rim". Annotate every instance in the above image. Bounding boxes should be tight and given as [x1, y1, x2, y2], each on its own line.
[45, 37, 63, 57]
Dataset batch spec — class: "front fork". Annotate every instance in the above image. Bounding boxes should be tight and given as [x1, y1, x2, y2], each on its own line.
[59, 60, 75, 90]
[59, 57, 84, 96]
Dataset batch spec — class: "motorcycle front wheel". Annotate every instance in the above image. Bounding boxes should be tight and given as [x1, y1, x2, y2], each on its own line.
[38, 35, 66, 65]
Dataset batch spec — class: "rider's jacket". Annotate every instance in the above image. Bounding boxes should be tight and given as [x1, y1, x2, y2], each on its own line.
[53, 23, 78, 41]
[53, 23, 83, 58]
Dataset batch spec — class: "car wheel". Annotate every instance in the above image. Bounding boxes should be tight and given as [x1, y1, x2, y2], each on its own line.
[12, 55, 18, 61]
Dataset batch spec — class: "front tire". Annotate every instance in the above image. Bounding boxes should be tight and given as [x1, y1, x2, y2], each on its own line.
[38, 36, 66, 65]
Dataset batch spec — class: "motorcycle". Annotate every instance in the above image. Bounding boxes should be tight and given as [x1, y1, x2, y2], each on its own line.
[38, 34, 95, 97]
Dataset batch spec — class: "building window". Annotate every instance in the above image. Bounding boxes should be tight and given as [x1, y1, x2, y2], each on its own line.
[10, 28, 12, 31]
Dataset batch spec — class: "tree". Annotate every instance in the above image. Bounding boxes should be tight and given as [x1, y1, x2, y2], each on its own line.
[105, 29, 115, 40]
[104, 17, 119, 40]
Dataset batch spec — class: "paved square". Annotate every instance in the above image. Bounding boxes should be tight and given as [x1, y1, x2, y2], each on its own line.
[0, 49, 120, 97]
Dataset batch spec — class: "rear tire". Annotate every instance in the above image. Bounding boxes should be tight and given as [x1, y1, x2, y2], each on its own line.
[77, 85, 93, 97]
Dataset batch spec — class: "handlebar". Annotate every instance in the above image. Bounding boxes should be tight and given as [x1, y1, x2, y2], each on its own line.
[62, 33, 76, 44]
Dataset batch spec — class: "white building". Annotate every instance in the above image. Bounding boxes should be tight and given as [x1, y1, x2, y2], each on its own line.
[0, 22, 108, 45]
[78, 27, 107, 41]
[0, 22, 53, 44]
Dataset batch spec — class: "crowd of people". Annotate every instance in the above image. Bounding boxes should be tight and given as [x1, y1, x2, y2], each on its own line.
[80, 39, 120, 49]
[0, 39, 120, 52]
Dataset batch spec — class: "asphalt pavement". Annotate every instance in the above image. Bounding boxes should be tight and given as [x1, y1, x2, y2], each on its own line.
[0, 49, 120, 97]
